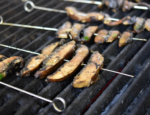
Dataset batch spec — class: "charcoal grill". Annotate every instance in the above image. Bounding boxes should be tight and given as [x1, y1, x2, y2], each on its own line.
[0, 0, 150, 115]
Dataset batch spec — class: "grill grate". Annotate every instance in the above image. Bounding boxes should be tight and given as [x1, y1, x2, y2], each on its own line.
[0, 0, 150, 115]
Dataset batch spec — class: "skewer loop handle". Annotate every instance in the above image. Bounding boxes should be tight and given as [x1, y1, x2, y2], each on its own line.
[0, 16, 3, 24]
[24, 1, 35, 12]
[52, 97, 66, 112]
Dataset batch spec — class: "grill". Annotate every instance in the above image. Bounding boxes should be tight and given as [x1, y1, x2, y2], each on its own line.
[0, 0, 150, 115]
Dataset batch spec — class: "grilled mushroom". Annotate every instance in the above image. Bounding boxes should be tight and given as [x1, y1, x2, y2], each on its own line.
[73, 51, 104, 88]
[122, 16, 136, 25]
[56, 21, 72, 39]
[145, 19, 150, 31]
[81, 26, 98, 42]
[95, 29, 108, 44]
[0, 56, 24, 80]
[122, 0, 138, 12]
[19, 42, 60, 77]
[119, 32, 133, 47]
[35, 41, 76, 79]
[0, 55, 7, 61]
[46, 45, 89, 82]
[133, 17, 145, 33]
[65, 7, 89, 23]
[70, 23, 85, 41]
[107, 30, 120, 43]
[65, 7, 105, 23]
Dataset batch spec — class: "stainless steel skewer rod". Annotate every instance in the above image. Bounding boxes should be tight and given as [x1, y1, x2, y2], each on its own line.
[0, 81, 66, 112]
[0, 43, 134, 78]
[24, 1, 67, 13]
[93, 33, 147, 41]
[63, 0, 149, 10]
[0, 16, 58, 31]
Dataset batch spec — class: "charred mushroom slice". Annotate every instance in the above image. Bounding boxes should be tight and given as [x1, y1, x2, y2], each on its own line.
[19, 42, 60, 77]
[70, 23, 85, 41]
[65, 7, 105, 22]
[145, 19, 150, 31]
[103, 0, 118, 9]
[0, 55, 7, 61]
[65, 7, 88, 23]
[104, 17, 124, 26]
[35, 41, 76, 79]
[46, 45, 89, 82]
[81, 26, 98, 42]
[56, 21, 72, 39]
[122, 0, 138, 12]
[73, 51, 104, 88]
[107, 30, 120, 43]
[119, 32, 133, 47]
[94, 29, 108, 44]
[133, 17, 145, 33]
[0, 56, 24, 80]
[87, 12, 105, 21]
[122, 16, 136, 25]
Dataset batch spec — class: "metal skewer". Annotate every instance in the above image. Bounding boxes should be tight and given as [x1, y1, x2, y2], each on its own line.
[0, 16, 58, 31]
[0, 15, 146, 42]
[0, 43, 134, 78]
[63, 0, 149, 10]
[94, 33, 147, 41]
[0, 81, 66, 112]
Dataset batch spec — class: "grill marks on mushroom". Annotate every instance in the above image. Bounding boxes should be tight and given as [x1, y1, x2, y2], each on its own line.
[0, 56, 24, 79]
[46, 45, 89, 82]
[72, 51, 104, 88]
[19, 42, 60, 77]
[34, 41, 76, 79]
[56, 21, 72, 39]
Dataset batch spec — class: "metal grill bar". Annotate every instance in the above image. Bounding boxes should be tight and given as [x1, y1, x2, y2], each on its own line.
[85, 38, 150, 115]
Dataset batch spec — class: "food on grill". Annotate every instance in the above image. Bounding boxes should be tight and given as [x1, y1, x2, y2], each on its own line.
[34, 41, 76, 79]
[145, 19, 150, 31]
[104, 16, 146, 33]
[81, 26, 98, 42]
[56, 21, 72, 39]
[0, 56, 24, 80]
[104, 18, 124, 26]
[95, 30, 120, 43]
[70, 23, 85, 41]
[107, 30, 120, 42]
[98, 0, 139, 12]
[19, 42, 60, 77]
[46, 45, 89, 82]
[73, 51, 104, 88]
[95, 29, 108, 44]
[122, 0, 138, 12]
[133, 17, 145, 33]
[65, 7, 105, 23]
[119, 32, 133, 47]
[0, 55, 7, 61]
[122, 16, 136, 25]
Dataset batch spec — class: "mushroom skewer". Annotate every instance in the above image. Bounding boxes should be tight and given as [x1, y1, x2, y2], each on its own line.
[0, 43, 134, 78]
[23, 1, 150, 32]
[63, 0, 149, 11]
